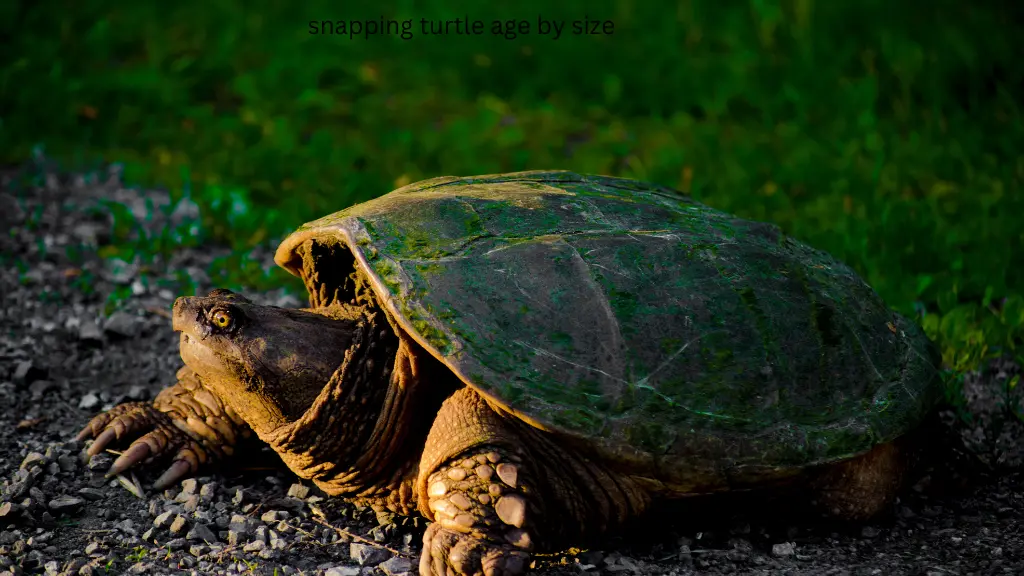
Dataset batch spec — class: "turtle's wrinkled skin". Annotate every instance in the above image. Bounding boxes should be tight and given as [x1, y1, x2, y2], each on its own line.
[78, 171, 943, 576]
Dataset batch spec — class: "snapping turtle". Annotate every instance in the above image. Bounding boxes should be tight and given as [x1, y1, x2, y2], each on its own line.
[78, 171, 942, 575]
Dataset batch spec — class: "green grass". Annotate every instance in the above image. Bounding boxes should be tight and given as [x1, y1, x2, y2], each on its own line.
[2, 0, 1023, 378]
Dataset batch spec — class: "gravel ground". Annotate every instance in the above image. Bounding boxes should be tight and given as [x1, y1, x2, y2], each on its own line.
[1, 161, 1022, 576]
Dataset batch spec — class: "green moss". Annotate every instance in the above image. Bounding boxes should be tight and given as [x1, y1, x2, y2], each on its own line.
[399, 300, 454, 357]
[608, 289, 638, 323]
[548, 331, 574, 352]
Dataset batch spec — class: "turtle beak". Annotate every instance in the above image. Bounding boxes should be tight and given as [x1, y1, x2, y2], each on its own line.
[172, 297, 200, 333]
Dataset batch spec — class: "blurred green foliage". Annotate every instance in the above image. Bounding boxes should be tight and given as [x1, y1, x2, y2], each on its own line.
[2, 0, 1022, 376]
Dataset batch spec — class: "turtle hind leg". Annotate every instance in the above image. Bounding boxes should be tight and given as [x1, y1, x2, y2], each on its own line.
[806, 440, 911, 521]
[77, 365, 253, 488]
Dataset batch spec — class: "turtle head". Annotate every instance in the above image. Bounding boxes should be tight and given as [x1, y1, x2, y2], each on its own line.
[172, 288, 354, 436]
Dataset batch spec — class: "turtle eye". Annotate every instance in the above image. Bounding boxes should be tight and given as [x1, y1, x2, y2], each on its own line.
[211, 309, 233, 329]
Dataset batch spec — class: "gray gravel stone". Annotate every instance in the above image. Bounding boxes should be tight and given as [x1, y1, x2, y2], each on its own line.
[268, 529, 286, 550]
[243, 540, 265, 552]
[350, 542, 392, 566]
[179, 478, 198, 497]
[169, 515, 188, 535]
[13, 360, 41, 385]
[379, 556, 414, 576]
[260, 510, 287, 523]
[102, 311, 137, 338]
[125, 385, 148, 400]
[227, 530, 247, 546]
[20, 451, 47, 469]
[324, 567, 361, 576]
[85, 452, 111, 471]
[198, 482, 217, 501]
[76, 487, 104, 501]
[78, 321, 102, 343]
[62, 558, 88, 574]
[4, 501, 25, 523]
[772, 542, 796, 556]
[77, 393, 100, 410]
[153, 510, 174, 529]
[57, 455, 78, 472]
[186, 523, 217, 543]
[29, 379, 55, 399]
[48, 496, 84, 513]
[286, 483, 310, 499]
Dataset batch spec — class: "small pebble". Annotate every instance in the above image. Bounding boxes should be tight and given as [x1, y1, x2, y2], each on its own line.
[76, 487, 104, 501]
[772, 542, 796, 557]
[179, 478, 198, 496]
[325, 566, 362, 576]
[261, 510, 287, 523]
[153, 510, 175, 528]
[286, 483, 310, 499]
[379, 556, 414, 576]
[199, 482, 218, 501]
[186, 523, 217, 543]
[86, 453, 112, 471]
[243, 540, 266, 552]
[78, 322, 103, 342]
[48, 496, 84, 513]
[78, 393, 100, 410]
[350, 542, 392, 566]
[169, 515, 188, 534]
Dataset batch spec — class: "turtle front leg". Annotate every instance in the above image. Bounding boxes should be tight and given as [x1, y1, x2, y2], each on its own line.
[420, 449, 534, 576]
[416, 387, 650, 576]
[77, 366, 253, 488]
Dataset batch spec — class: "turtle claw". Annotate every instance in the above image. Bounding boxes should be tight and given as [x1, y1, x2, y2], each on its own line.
[104, 426, 207, 487]
[86, 427, 119, 456]
[154, 460, 195, 490]
[79, 401, 210, 488]
[107, 442, 153, 477]
[78, 402, 169, 447]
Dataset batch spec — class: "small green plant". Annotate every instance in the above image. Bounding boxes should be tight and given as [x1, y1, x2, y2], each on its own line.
[103, 284, 134, 316]
[126, 545, 147, 563]
[69, 268, 97, 296]
[1003, 373, 1023, 423]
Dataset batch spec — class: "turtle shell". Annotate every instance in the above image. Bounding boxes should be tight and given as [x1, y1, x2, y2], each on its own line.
[275, 171, 942, 490]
